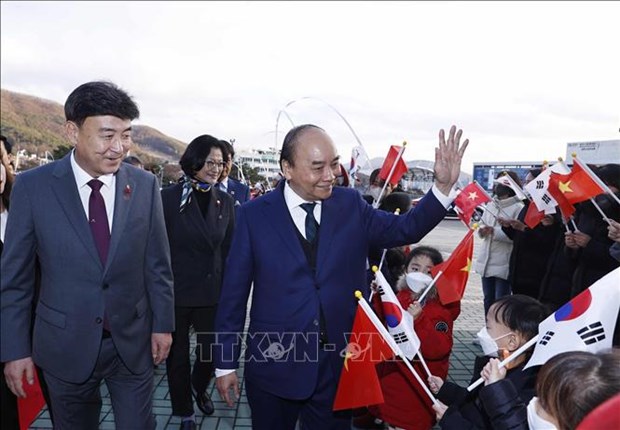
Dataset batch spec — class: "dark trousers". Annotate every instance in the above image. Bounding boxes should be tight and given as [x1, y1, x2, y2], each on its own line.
[166, 305, 216, 417]
[245, 349, 351, 430]
[43, 338, 155, 430]
[482, 276, 512, 316]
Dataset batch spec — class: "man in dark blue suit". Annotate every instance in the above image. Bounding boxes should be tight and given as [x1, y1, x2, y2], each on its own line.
[214, 124, 468, 429]
[218, 140, 251, 208]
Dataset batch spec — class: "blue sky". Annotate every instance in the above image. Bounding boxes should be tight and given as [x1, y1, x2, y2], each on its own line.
[1, 1, 618, 173]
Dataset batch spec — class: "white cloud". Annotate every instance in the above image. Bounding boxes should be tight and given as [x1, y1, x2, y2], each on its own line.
[1, 1, 619, 174]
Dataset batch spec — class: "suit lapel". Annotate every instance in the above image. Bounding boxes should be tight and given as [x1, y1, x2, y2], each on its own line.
[51, 156, 102, 268]
[261, 183, 307, 266]
[105, 166, 134, 273]
[316, 192, 339, 272]
[183, 188, 219, 250]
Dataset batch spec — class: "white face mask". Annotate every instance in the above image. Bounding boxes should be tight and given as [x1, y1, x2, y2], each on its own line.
[527, 397, 557, 430]
[406, 272, 433, 293]
[476, 327, 513, 357]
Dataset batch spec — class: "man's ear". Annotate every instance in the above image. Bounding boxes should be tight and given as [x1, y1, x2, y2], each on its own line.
[65, 121, 79, 146]
[281, 160, 292, 180]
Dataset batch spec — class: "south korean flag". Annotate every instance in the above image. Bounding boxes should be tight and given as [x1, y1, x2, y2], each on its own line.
[524, 162, 570, 214]
[525, 268, 620, 369]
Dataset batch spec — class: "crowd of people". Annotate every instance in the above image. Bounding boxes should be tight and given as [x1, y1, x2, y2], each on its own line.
[0, 80, 618, 430]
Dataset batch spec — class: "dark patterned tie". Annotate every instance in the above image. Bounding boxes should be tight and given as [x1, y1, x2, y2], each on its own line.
[300, 203, 318, 244]
[87, 179, 111, 265]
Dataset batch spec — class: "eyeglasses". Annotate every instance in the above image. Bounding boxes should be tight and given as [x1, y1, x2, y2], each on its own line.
[205, 160, 225, 170]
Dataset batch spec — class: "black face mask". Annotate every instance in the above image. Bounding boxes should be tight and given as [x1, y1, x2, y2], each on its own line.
[493, 184, 513, 199]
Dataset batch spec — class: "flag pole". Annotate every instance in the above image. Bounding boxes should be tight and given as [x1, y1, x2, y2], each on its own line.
[589, 197, 611, 225]
[397, 351, 438, 404]
[477, 183, 513, 220]
[467, 335, 539, 392]
[356, 292, 438, 405]
[562, 217, 571, 233]
[416, 352, 433, 378]
[418, 271, 442, 303]
[378, 208, 402, 272]
[373, 142, 407, 209]
[570, 217, 580, 232]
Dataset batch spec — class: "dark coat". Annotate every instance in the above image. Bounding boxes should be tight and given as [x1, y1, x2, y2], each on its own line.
[437, 356, 539, 430]
[502, 201, 562, 298]
[568, 197, 620, 298]
[161, 184, 235, 307]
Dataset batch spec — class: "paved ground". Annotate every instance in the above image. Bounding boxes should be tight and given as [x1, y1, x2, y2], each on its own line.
[30, 219, 487, 429]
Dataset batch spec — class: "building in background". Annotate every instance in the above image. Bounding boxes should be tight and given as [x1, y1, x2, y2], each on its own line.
[236, 148, 281, 182]
[565, 139, 620, 165]
[472, 161, 543, 192]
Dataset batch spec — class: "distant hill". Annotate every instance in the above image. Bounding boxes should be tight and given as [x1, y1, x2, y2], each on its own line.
[0, 88, 186, 165]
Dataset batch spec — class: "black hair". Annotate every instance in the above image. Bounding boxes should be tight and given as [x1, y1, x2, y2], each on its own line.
[369, 168, 385, 187]
[179, 134, 228, 177]
[379, 191, 413, 214]
[279, 124, 324, 169]
[405, 245, 444, 268]
[220, 140, 234, 162]
[0, 135, 12, 154]
[494, 170, 523, 198]
[64, 81, 140, 127]
[529, 168, 541, 178]
[490, 294, 549, 340]
[597, 163, 620, 191]
[537, 351, 620, 430]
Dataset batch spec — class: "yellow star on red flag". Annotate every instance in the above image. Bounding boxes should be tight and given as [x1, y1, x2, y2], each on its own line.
[460, 257, 472, 273]
[558, 180, 573, 194]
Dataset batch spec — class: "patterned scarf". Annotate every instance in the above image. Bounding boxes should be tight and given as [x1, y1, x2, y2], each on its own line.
[179, 174, 212, 212]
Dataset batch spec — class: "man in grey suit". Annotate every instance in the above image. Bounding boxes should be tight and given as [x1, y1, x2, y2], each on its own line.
[0, 81, 175, 429]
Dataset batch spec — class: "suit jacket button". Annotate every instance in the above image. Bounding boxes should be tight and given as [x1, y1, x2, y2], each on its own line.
[95, 317, 103, 324]
[102, 284, 109, 290]
[313, 319, 319, 326]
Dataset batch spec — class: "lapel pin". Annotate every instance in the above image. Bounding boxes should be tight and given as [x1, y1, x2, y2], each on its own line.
[123, 184, 132, 200]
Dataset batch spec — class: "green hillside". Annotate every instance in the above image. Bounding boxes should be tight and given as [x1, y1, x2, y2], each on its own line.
[0, 88, 187, 166]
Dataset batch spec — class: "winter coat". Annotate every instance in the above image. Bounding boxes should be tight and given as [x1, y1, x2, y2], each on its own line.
[502, 201, 562, 298]
[474, 196, 524, 280]
[369, 290, 460, 430]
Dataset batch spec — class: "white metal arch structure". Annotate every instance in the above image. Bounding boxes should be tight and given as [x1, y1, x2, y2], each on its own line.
[273, 96, 373, 173]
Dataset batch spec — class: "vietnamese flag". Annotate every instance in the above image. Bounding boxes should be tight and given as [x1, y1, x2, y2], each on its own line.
[17, 371, 46, 430]
[378, 145, 408, 186]
[430, 228, 474, 305]
[453, 182, 491, 225]
[549, 160, 606, 206]
[524, 201, 546, 229]
[333, 299, 395, 411]
[546, 176, 576, 221]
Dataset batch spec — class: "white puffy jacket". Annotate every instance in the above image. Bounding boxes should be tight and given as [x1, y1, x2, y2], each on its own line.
[473, 196, 524, 279]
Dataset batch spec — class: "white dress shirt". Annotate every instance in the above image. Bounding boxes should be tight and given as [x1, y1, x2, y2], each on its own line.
[219, 177, 229, 193]
[283, 181, 322, 240]
[71, 151, 115, 233]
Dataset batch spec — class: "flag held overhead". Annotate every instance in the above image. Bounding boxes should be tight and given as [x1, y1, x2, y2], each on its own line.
[378, 144, 408, 186]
